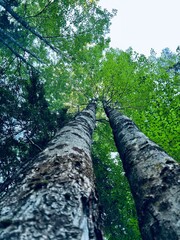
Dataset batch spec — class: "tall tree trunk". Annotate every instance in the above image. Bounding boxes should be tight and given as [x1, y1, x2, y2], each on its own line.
[0, 101, 103, 240]
[103, 102, 180, 240]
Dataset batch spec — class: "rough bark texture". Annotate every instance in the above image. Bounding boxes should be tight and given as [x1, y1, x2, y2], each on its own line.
[104, 103, 180, 240]
[0, 102, 103, 240]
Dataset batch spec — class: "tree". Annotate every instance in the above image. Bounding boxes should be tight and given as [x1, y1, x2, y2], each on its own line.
[0, 0, 113, 67]
[0, 100, 104, 239]
[1, 47, 179, 239]
[0, 0, 114, 182]
[0, 1, 179, 238]
[0, 69, 70, 183]
[103, 101, 180, 240]
[131, 48, 180, 161]
[92, 120, 141, 240]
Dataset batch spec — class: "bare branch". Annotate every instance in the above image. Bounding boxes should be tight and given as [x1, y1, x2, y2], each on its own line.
[25, 135, 43, 151]
[25, 0, 54, 18]
[0, 0, 59, 53]
[0, 36, 36, 69]
[0, 29, 44, 63]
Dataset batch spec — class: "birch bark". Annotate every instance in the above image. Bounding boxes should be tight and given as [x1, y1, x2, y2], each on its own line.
[0, 101, 103, 240]
[104, 102, 180, 240]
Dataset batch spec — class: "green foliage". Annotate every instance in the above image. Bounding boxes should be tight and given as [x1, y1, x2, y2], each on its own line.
[95, 48, 179, 162]
[0, 0, 113, 67]
[123, 48, 180, 161]
[93, 122, 141, 239]
[91, 48, 179, 239]
[0, 68, 70, 182]
[0, 0, 114, 182]
[0, 1, 179, 239]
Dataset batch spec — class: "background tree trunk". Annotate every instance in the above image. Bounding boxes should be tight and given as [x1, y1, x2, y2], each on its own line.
[0, 101, 103, 240]
[104, 102, 180, 240]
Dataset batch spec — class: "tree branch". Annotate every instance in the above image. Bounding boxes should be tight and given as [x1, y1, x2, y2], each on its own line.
[25, 0, 54, 18]
[0, 0, 59, 53]
[25, 135, 43, 151]
[0, 36, 36, 68]
[0, 29, 44, 64]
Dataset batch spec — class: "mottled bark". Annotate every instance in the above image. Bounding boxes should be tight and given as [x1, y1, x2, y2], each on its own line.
[0, 101, 103, 240]
[104, 102, 180, 240]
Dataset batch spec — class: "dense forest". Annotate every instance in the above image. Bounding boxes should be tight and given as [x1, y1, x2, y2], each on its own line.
[0, 0, 179, 239]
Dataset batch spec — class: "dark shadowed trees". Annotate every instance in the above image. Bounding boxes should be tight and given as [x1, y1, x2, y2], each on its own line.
[103, 102, 180, 240]
[0, 69, 69, 183]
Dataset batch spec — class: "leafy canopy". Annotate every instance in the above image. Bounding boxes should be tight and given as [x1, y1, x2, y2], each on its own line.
[0, 1, 179, 239]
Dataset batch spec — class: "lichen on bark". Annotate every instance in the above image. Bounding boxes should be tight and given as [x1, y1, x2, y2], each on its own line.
[0, 101, 103, 240]
[104, 102, 180, 240]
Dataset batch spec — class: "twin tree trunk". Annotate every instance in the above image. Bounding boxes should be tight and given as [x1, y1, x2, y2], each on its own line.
[0, 101, 103, 240]
[104, 103, 180, 240]
[0, 101, 179, 240]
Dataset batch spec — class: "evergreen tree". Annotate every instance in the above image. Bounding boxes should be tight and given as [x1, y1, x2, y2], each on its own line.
[0, 69, 69, 184]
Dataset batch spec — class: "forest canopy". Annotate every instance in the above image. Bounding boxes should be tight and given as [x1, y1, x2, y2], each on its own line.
[0, 0, 179, 239]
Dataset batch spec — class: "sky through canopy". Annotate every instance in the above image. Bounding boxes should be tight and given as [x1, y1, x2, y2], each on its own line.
[99, 0, 180, 56]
